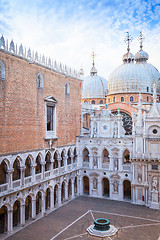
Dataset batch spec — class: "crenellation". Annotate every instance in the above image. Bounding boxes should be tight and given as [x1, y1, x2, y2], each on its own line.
[0, 35, 81, 79]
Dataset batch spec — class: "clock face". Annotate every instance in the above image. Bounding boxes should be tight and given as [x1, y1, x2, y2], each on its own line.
[100, 123, 110, 134]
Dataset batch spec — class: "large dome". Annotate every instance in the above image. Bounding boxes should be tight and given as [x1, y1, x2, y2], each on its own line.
[82, 61, 107, 99]
[108, 48, 160, 95]
[82, 75, 107, 98]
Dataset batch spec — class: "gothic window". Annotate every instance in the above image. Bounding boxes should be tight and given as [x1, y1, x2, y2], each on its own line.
[147, 87, 149, 92]
[91, 100, 95, 104]
[130, 96, 133, 102]
[99, 100, 103, 104]
[113, 97, 115, 103]
[123, 149, 131, 164]
[121, 97, 124, 102]
[37, 73, 44, 89]
[83, 113, 90, 130]
[65, 82, 70, 95]
[0, 60, 5, 80]
[147, 96, 149, 102]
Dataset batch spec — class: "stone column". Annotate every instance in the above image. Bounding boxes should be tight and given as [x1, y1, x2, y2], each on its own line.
[89, 154, 92, 169]
[7, 169, 14, 190]
[119, 182, 123, 201]
[57, 157, 61, 169]
[109, 156, 114, 171]
[71, 154, 74, 165]
[41, 162, 45, 179]
[58, 186, 61, 206]
[31, 199, 36, 220]
[20, 204, 25, 226]
[98, 178, 102, 198]
[72, 180, 74, 198]
[20, 167, 25, 187]
[65, 183, 68, 200]
[41, 192, 46, 215]
[79, 175, 83, 195]
[31, 164, 36, 183]
[142, 165, 145, 182]
[8, 209, 13, 233]
[77, 175, 80, 196]
[98, 156, 102, 169]
[89, 178, 92, 196]
[50, 189, 54, 210]
[118, 157, 123, 171]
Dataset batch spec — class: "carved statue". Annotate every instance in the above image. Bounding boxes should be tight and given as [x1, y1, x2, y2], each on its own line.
[93, 178, 97, 189]
[152, 176, 158, 191]
[113, 181, 118, 192]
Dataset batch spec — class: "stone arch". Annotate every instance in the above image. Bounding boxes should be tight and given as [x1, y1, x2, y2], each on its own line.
[36, 191, 42, 215]
[25, 156, 32, 177]
[37, 73, 44, 89]
[45, 188, 51, 210]
[123, 149, 131, 164]
[25, 195, 32, 221]
[67, 149, 71, 165]
[13, 200, 21, 227]
[0, 60, 5, 80]
[61, 149, 66, 167]
[53, 151, 58, 169]
[0, 205, 8, 233]
[54, 184, 58, 206]
[0, 159, 8, 184]
[83, 176, 89, 195]
[68, 179, 72, 198]
[61, 181, 65, 202]
[13, 158, 21, 181]
[102, 148, 110, 164]
[123, 180, 131, 200]
[74, 176, 78, 195]
[73, 147, 77, 163]
[35, 154, 42, 174]
[102, 178, 110, 197]
[0, 158, 10, 169]
[45, 151, 52, 171]
[82, 148, 89, 162]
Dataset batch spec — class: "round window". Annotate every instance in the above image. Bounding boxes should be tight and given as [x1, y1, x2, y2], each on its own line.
[153, 129, 157, 134]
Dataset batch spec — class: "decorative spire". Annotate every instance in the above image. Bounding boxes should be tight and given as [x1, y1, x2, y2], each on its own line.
[138, 31, 144, 51]
[124, 32, 132, 53]
[90, 51, 97, 76]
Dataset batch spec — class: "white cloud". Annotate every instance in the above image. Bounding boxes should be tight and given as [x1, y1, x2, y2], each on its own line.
[0, 0, 160, 79]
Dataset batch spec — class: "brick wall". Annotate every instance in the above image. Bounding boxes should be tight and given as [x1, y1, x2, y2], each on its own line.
[0, 51, 81, 155]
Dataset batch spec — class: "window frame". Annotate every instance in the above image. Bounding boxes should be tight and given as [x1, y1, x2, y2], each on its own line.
[44, 96, 58, 140]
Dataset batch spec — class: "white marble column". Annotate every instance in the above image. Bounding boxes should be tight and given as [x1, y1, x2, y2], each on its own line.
[72, 180, 74, 198]
[89, 178, 92, 196]
[31, 164, 36, 183]
[7, 169, 14, 190]
[20, 204, 25, 226]
[50, 189, 54, 210]
[109, 156, 114, 171]
[42, 192, 46, 215]
[58, 186, 61, 206]
[8, 209, 13, 233]
[98, 178, 102, 198]
[31, 199, 36, 220]
[65, 183, 68, 200]
[118, 157, 123, 171]
[41, 162, 45, 179]
[20, 167, 25, 187]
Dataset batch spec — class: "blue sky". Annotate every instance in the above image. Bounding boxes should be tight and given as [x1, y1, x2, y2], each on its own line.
[0, 0, 160, 78]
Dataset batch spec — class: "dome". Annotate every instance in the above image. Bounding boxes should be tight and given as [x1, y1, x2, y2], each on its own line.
[82, 75, 107, 99]
[135, 50, 149, 62]
[123, 52, 135, 63]
[108, 63, 151, 94]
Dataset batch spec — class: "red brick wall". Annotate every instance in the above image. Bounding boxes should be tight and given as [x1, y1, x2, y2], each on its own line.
[0, 51, 81, 155]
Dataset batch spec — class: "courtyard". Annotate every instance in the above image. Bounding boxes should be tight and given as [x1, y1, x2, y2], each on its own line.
[2, 196, 160, 240]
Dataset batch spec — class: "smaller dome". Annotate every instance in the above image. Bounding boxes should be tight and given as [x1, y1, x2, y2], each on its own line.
[123, 52, 135, 64]
[135, 50, 149, 62]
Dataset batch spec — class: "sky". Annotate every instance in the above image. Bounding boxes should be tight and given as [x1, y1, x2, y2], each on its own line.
[0, 0, 160, 79]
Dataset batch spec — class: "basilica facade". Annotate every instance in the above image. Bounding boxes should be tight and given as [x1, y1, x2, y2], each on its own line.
[0, 33, 160, 236]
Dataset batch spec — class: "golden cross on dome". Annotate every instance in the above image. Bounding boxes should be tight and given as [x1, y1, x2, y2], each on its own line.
[138, 31, 144, 50]
[124, 32, 132, 53]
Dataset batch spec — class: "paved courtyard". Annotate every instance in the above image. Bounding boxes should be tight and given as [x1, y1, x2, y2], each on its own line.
[5, 196, 160, 240]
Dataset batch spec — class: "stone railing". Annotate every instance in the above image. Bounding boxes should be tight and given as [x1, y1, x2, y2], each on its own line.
[123, 164, 131, 171]
[24, 176, 32, 185]
[0, 35, 80, 79]
[82, 162, 89, 168]
[12, 179, 21, 189]
[0, 183, 8, 193]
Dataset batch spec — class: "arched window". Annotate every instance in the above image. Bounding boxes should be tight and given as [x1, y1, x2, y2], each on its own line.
[84, 100, 87, 103]
[130, 96, 133, 102]
[147, 87, 149, 92]
[37, 73, 44, 89]
[99, 100, 103, 104]
[83, 148, 89, 162]
[147, 96, 149, 102]
[0, 60, 5, 80]
[113, 97, 115, 103]
[121, 97, 124, 102]
[65, 82, 70, 95]
[91, 100, 95, 104]
[123, 149, 131, 164]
